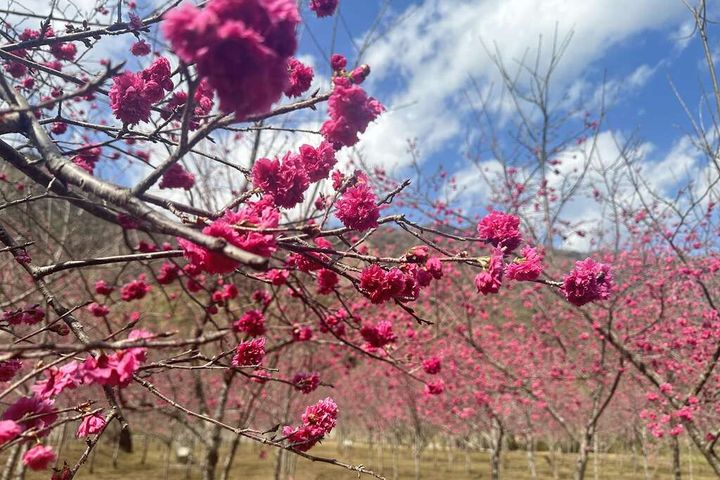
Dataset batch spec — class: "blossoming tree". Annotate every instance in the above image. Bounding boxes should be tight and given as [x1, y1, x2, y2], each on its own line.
[0, 0, 622, 479]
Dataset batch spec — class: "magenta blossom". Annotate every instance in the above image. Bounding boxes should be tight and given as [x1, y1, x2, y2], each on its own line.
[23, 445, 56, 470]
[76, 414, 106, 438]
[477, 211, 522, 253]
[562, 258, 613, 306]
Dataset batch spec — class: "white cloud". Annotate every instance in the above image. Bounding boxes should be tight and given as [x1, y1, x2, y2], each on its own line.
[445, 129, 707, 252]
[357, 0, 687, 171]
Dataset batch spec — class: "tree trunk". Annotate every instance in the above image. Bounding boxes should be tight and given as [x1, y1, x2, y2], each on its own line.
[593, 434, 599, 480]
[1, 444, 20, 480]
[687, 436, 694, 480]
[220, 435, 241, 480]
[140, 434, 149, 465]
[574, 424, 595, 480]
[639, 430, 650, 480]
[392, 441, 399, 480]
[273, 449, 284, 480]
[490, 419, 504, 480]
[112, 432, 121, 469]
[413, 439, 422, 480]
[201, 372, 234, 480]
[464, 442, 471, 475]
[526, 434, 537, 480]
[164, 439, 172, 480]
[202, 424, 222, 480]
[11, 444, 26, 480]
[552, 444, 560, 480]
[671, 435, 682, 480]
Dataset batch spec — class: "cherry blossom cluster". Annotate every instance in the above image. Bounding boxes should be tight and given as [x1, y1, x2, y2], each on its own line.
[321, 55, 383, 148]
[2, 305, 45, 325]
[282, 397, 338, 451]
[472, 211, 613, 305]
[354, 245, 443, 308]
[162, 0, 299, 118]
[179, 196, 280, 273]
[4, 27, 76, 79]
[71, 145, 102, 175]
[109, 57, 173, 125]
[0, 327, 151, 468]
[160, 79, 215, 130]
[231, 337, 266, 367]
[334, 172, 381, 231]
[292, 372, 321, 394]
[309, 0, 339, 17]
[285, 58, 314, 98]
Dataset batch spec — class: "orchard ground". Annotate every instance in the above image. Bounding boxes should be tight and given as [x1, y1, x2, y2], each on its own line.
[15, 438, 718, 479]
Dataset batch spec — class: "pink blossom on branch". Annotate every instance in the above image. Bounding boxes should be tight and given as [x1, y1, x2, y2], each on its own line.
[252, 153, 310, 208]
[0, 360, 22, 382]
[506, 245, 544, 281]
[109, 57, 174, 125]
[330, 53, 346, 72]
[131, 40, 151, 56]
[232, 337, 266, 366]
[120, 276, 151, 301]
[283, 397, 338, 451]
[2, 395, 58, 436]
[422, 357, 441, 375]
[76, 414, 106, 438]
[81, 330, 150, 388]
[474, 248, 504, 295]
[335, 179, 380, 231]
[108, 72, 153, 125]
[88, 303, 110, 317]
[359, 265, 402, 304]
[562, 258, 613, 306]
[309, 0, 338, 18]
[477, 211, 522, 253]
[22, 445, 56, 470]
[94, 279, 114, 295]
[178, 196, 280, 273]
[162, 0, 300, 119]
[316, 268, 339, 294]
[360, 320, 397, 349]
[292, 372, 320, 394]
[159, 163, 195, 190]
[32, 361, 81, 398]
[301, 397, 338, 437]
[321, 78, 384, 148]
[50, 42, 77, 61]
[2, 305, 45, 325]
[233, 310, 267, 337]
[299, 141, 336, 182]
[424, 380, 445, 395]
[285, 57, 314, 98]
[0, 420, 21, 444]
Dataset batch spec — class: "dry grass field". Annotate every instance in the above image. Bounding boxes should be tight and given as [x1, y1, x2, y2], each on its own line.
[15, 438, 719, 479]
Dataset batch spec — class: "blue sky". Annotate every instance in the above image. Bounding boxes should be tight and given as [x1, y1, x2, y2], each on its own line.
[292, 0, 720, 248]
[8, 0, 718, 249]
[297, 0, 703, 166]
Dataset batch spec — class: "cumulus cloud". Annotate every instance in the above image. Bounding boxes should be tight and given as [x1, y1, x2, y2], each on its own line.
[356, 0, 687, 171]
[446, 127, 715, 252]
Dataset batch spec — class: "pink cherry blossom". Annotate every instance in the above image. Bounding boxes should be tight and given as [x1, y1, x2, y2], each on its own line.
[562, 258, 613, 306]
[477, 211, 522, 253]
[76, 414, 106, 438]
[23, 445, 56, 470]
[232, 337, 266, 366]
[285, 58, 314, 98]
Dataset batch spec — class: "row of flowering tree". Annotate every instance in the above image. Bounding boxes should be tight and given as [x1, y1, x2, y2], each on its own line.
[327, 2, 720, 477]
[0, 0, 619, 479]
[3, 0, 720, 479]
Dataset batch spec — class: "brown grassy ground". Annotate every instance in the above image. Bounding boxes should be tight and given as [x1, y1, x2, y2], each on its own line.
[16, 438, 719, 479]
